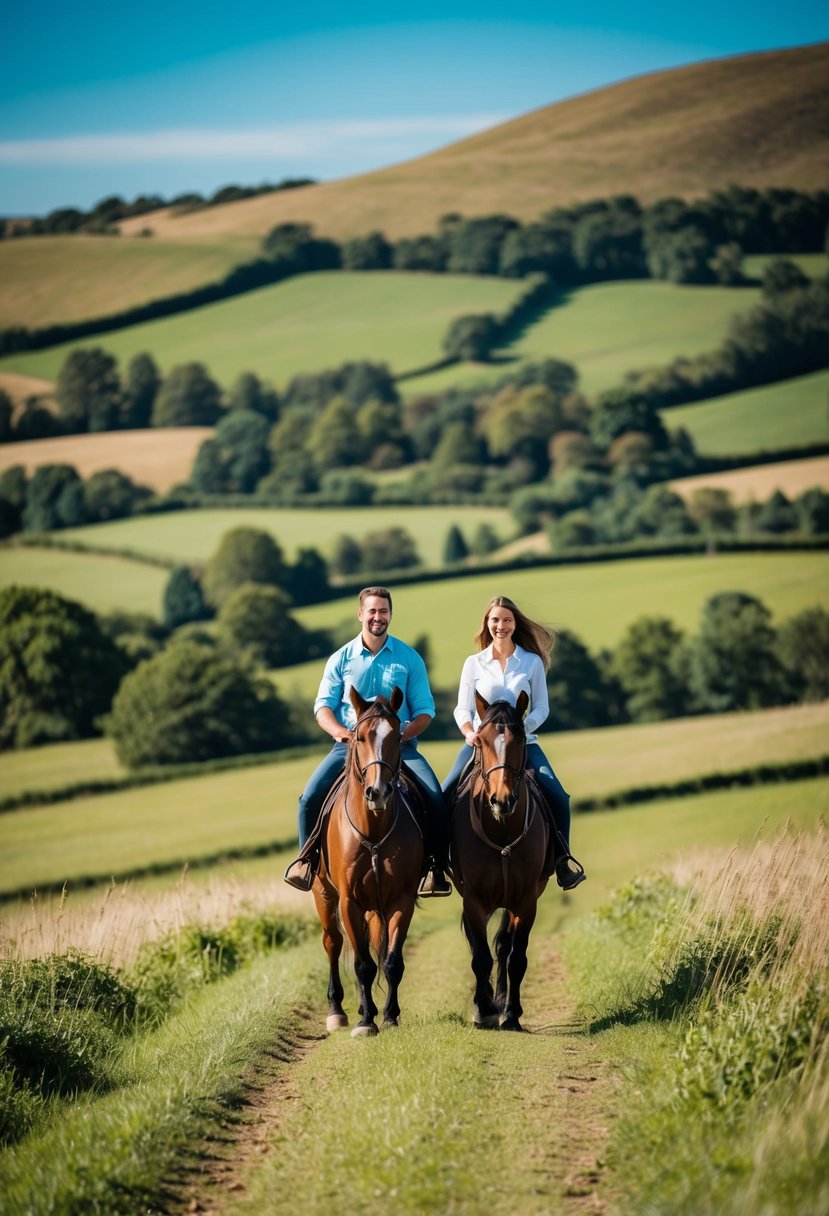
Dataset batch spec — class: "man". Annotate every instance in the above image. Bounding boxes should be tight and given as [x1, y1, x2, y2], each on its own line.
[283, 585, 451, 896]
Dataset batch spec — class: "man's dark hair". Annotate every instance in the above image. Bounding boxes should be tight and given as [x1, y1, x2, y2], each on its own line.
[359, 586, 393, 611]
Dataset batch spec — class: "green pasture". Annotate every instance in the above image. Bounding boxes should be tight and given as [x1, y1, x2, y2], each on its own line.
[0, 545, 168, 616]
[0, 271, 524, 387]
[2, 699, 827, 898]
[660, 369, 829, 455]
[402, 278, 763, 399]
[0, 233, 259, 329]
[292, 550, 829, 688]
[59, 504, 514, 567]
[742, 252, 828, 281]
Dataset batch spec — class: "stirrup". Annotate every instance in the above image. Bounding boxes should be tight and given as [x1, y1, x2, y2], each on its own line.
[555, 854, 586, 891]
[418, 868, 453, 898]
[284, 857, 315, 892]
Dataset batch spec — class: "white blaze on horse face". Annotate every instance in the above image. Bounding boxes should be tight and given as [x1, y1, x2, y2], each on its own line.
[494, 731, 506, 765]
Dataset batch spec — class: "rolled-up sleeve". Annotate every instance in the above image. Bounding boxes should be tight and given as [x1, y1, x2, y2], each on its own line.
[453, 655, 478, 731]
[313, 650, 345, 718]
[406, 651, 436, 720]
[523, 655, 550, 735]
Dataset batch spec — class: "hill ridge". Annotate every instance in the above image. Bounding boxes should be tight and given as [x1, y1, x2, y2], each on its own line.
[120, 42, 829, 243]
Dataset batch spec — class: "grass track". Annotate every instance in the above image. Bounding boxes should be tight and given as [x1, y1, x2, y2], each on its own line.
[659, 369, 829, 455]
[0, 271, 524, 387]
[58, 504, 514, 567]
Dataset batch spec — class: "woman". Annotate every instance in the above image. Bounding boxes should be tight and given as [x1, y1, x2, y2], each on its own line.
[443, 594, 585, 890]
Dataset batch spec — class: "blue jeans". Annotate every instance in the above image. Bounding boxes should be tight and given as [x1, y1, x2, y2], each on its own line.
[442, 741, 571, 846]
[297, 741, 446, 850]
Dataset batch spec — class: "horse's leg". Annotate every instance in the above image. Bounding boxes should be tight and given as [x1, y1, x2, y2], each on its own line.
[493, 909, 514, 1015]
[312, 882, 348, 1031]
[340, 898, 379, 1037]
[462, 897, 499, 1029]
[380, 899, 415, 1028]
[500, 904, 537, 1032]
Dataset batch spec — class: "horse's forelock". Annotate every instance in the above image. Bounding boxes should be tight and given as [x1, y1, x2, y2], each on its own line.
[479, 699, 525, 737]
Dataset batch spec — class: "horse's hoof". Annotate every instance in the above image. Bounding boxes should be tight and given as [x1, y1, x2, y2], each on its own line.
[382, 1018, 399, 1030]
[473, 1014, 500, 1030]
[351, 1023, 379, 1038]
[326, 1013, 349, 1032]
[499, 1018, 526, 1032]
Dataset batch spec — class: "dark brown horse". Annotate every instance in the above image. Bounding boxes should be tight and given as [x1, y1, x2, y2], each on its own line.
[312, 686, 425, 1037]
[449, 691, 550, 1031]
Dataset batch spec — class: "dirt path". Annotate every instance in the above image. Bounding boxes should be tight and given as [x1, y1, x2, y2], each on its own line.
[184, 915, 619, 1215]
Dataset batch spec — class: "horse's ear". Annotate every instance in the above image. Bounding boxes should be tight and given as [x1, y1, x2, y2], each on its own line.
[350, 686, 371, 716]
[516, 690, 529, 718]
[389, 686, 404, 713]
[475, 690, 490, 719]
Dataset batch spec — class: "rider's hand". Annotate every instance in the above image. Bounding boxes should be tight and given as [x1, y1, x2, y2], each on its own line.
[464, 730, 479, 747]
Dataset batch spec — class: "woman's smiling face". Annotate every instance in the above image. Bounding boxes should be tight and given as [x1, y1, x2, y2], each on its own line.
[487, 606, 516, 643]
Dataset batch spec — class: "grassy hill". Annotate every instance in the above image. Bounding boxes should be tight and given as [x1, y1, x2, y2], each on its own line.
[659, 370, 829, 456]
[116, 43, 829, 245]
[0, 271, 524, 386]
[0, 234, 258, 330]
[0, 274, 763, 399]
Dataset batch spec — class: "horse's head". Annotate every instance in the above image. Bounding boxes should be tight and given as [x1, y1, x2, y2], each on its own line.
[474, 691, 529, 820]
[349, 686, 403, 812]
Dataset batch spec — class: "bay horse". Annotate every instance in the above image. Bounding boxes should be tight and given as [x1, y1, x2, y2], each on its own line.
[449, 691, 550, 1031]
[312, 686, 425, 1037]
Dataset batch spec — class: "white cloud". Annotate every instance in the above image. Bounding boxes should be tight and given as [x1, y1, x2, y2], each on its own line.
[0, 115, 505, 165]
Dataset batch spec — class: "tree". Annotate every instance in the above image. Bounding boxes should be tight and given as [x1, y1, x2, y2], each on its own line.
[203, 527, 287, 608]
[152, 363, 223, 427]
[191, 408, 271, 493]
[13, 399, 61, 441]
[777, 607, 829, 703]
[83, 469, 150, 522]
[442, 524, 469, 565]
[687, 487, 737, 534]
[443, 314, 500, 362]
[342, 231, 393, 270]
[446, 214, 519, 275]
[687, 592, 784, 712]
[481, 384, 568, 475]
[546, 630, 616, 730]
[611, 616, 689, 721]
[22, 464, 86, 531]
[0, 465, 27, 511]
[284, 547, 329, 606]
[122, 353, 160, 428]
[330, 533, 363, 576]
[162, 566, 209, 630]
[761, 258, 811, 297]
[261, 222, 341, 274]
[218, 584, 309, 668]
[308, 395, 367, 472]
[431, 419, 484, 470]
[107, 640, 291, 767]
[588, 387, 669, 449]
[0, 389, 12, 443]
[361, 527, 421, 572]
[470, 522, 500, 558]
[711, 242, 744, 286]
[0, 586, 128, 748]
[228, 372, 279, 421]
[647, 226, 714, 283]
[56, 348, 122, 433]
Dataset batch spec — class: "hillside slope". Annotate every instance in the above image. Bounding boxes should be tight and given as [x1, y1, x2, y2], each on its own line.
[121, 42, 829, 243]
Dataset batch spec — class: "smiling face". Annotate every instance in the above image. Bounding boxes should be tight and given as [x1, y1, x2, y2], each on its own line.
[358, 594, 392, 643]
[486, 606, 516, 645]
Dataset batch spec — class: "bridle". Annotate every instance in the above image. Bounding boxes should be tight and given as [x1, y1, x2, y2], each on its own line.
[477, 714, 528, 794]
[350, 704, 402, 787]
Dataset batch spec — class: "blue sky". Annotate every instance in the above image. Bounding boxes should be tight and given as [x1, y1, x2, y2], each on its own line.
[1, 1, 827, 215]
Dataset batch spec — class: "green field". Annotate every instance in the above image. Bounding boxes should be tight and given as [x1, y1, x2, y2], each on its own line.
[291, 551, 829, 687]
[59, 504, 514, 567]
[742, 252, 828, 281]
[0, 271, 524, 387]
[0, 233, 259, 329]
[401, 279, 763, 399]
[0, 545, 169, 616]
[660, 369, 829, 455]
[1, 698, 827, 896]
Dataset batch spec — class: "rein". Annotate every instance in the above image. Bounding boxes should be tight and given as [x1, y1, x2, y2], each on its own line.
[469, 710, 535, 901]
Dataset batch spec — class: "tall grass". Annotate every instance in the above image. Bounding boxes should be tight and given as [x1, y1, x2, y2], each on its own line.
[568, 826, 829, 1214]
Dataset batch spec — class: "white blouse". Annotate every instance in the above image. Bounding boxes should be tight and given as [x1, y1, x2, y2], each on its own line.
[453, 643, 549, 743]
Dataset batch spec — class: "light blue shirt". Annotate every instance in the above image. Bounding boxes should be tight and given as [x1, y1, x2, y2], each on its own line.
[314, 633, 436, 739]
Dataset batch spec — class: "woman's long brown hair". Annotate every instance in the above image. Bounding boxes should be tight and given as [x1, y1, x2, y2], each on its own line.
[474, 596, 556, 670]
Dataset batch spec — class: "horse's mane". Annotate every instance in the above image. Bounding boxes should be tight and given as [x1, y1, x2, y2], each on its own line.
[354, 695, 398, 723]
[478, 699, 526, 737]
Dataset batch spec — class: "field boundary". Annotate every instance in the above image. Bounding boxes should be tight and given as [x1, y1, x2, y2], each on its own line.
[4, 755, 827, 904]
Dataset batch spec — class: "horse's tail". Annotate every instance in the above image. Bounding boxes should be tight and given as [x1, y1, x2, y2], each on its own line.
[367, 913, 389, 967]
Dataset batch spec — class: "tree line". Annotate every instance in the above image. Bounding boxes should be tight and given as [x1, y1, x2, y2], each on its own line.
[3, 576, 826, 763]
[2, 184, 827, 356]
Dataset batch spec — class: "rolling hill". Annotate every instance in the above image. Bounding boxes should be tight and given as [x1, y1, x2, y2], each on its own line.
[118, 42, 829, 244]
